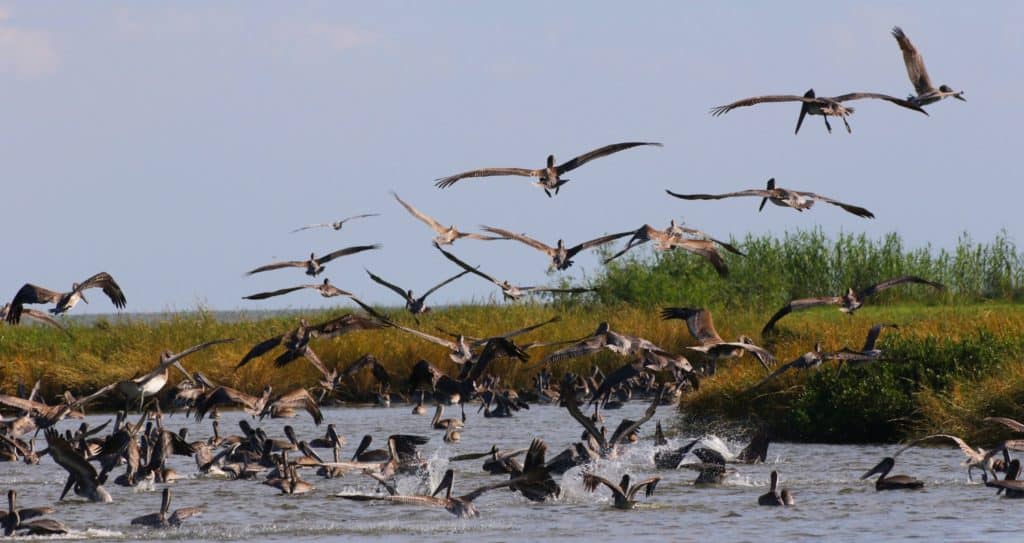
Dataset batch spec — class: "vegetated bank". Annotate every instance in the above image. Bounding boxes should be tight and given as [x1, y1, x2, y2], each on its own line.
[1, 229, 1023, 444]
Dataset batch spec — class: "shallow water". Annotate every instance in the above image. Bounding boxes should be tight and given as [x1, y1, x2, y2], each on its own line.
[1, 402, 1014, 542]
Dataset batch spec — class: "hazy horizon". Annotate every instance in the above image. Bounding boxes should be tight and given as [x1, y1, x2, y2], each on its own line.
[2, 2, 1021, 315]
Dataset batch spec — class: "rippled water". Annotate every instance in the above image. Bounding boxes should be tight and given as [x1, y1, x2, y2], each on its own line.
[2, 402, 1017, 542]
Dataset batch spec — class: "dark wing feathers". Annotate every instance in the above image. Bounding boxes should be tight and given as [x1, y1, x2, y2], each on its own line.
[858, 276, 944, 299]
[555, 142, 662, 174]
[76, 272, 128, 308]
[710, 95, 810, 116]
[831, 92, 928, 114]
[666, 188, 771, 201]
[317, 244, 381, 264]
[800, 192, 876, 218]
[761, 297, 842, 335]
[435, 167, 540, 188]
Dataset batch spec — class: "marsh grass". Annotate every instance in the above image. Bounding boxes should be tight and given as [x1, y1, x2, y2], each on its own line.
[3, 229, 1024, 443]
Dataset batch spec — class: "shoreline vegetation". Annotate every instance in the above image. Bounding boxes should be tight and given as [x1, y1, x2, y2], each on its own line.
[2, 229, 1023, 444]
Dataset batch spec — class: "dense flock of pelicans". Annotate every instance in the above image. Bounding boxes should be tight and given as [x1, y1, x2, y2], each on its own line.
[0, 24, 1001, 536]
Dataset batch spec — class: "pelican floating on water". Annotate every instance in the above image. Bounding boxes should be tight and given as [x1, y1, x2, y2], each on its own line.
[861, 457, 924, 490]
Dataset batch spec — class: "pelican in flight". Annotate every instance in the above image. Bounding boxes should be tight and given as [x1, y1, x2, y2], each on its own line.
[894, 433, 1000, 481]
[481, 226, 632, 271]
[434, 243, 594, 301]
[582, 472, 660, 509]
[891, 26, 965, 106]
[754, 324, 900, 388]
[710, 88, 927, 133]
[6, 272, 126, 324]
[392, 192, 500, 245]
[661, 307, 774, 373]
[667, 178, 875, 219]
[761, 276, 943, 334]
[245, 245, 380, 277]
[434, 141, 663, 197]
[365, 268, 470, 315]
[291, 213, 379, 233]
[243, 278, 351, 301]
[604, 221, 743, 277]
[116, 338, 235, 411]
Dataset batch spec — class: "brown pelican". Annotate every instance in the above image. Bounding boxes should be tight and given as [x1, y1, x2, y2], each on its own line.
[1, 490, 59, 536]
[310, 424, 344, 449]
[710, 88, 927, 133]
[236, 314, 384, 370]
[392, 192, 500, 245]
[681, 448, 731, 485]
[6, 271, 126, 324]
[0, 303, 66, 332]
[338, 354, 392, 400]
[291, 213, 379, 233]
[582, 472, 660, 509]
[116, 338, 234, 411]
[245, 244, 380, 277]
[350, 434, 429, 469]
[434, 243, 594, 301]
[243, 277, 351, 300]
[481, 226, 632, 271]
[44, 428, 113, 502]
[661, 307, 774, 373]
[264, 462, 314, 495]
[564, 386, 660, 458]
[758, 471, 794, 506]
[365, 267, 470, 314]
[434, 142, 663, 197]
[755, 324, 900, 388]
[131, 488, 202, 528]
[762, 276, 943, 334]
[193, 385, 273, 421]
[505, 439, 561, 501]
[411, 392, 428, 415]
[338, 468, 515, 518]
[0, 383, 114, 432]
[667, 178, 875, 218]
[431, 404, 464, 430]
[861, 457, 924, 490]
[895, 433, 1001, 481]
[891, 26, 965, 106]
[982, 460, 1024, 499]
[604, 221, 743, 277]
[543, 322, 672, 364]
[261, 388, 324, 425]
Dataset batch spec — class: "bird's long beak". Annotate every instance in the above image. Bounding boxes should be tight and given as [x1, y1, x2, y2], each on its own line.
[80, 293, 90, 304]
[954, 93, 967, 102]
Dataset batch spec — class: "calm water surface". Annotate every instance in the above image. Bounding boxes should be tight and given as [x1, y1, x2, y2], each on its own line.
[1, 402, 1014, 542]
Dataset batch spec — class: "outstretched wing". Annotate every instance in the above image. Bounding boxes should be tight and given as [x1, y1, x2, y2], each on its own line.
[661, 307, 722, 345]
[542, 334, 607, 364]
[75, 272, 128, 309]
[626, 477, 661, 500]
[420, 269, 472, 301]
[317, 244, 381, 264]
[891, 27, 935, 95]
[581, 473, 622, 496]
[434, 242, 502, 285]
[481, 226, 554, 255]
[245, 260, 305, 275]
[434, 167, 540, 189]
[365, 269, 411, 301]
[800, 191, 876, 218]
[985, 417, 1024, 433]
[6, 284, 63, 324]
[568, 231, 634, 258]
[392, 192, 446, 234]
[831, 92, 928, 114]
[236, 333, 285, 368]
[761, 297, 842, 335]
[556, 142, 662, 174]
[709, 95, 809, 116]
[290, 223, 332, 233]
[243, 286, 308, 300]
[666, 188, 771, 201]
[609, 391, 661, 447]
[857, 276, 944, 299]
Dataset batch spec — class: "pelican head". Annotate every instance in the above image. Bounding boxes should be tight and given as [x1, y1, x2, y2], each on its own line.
[940, 84, 966, 101]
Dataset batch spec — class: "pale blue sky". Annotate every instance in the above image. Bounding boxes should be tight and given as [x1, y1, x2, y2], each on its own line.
[2, 2, 1021, 313]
